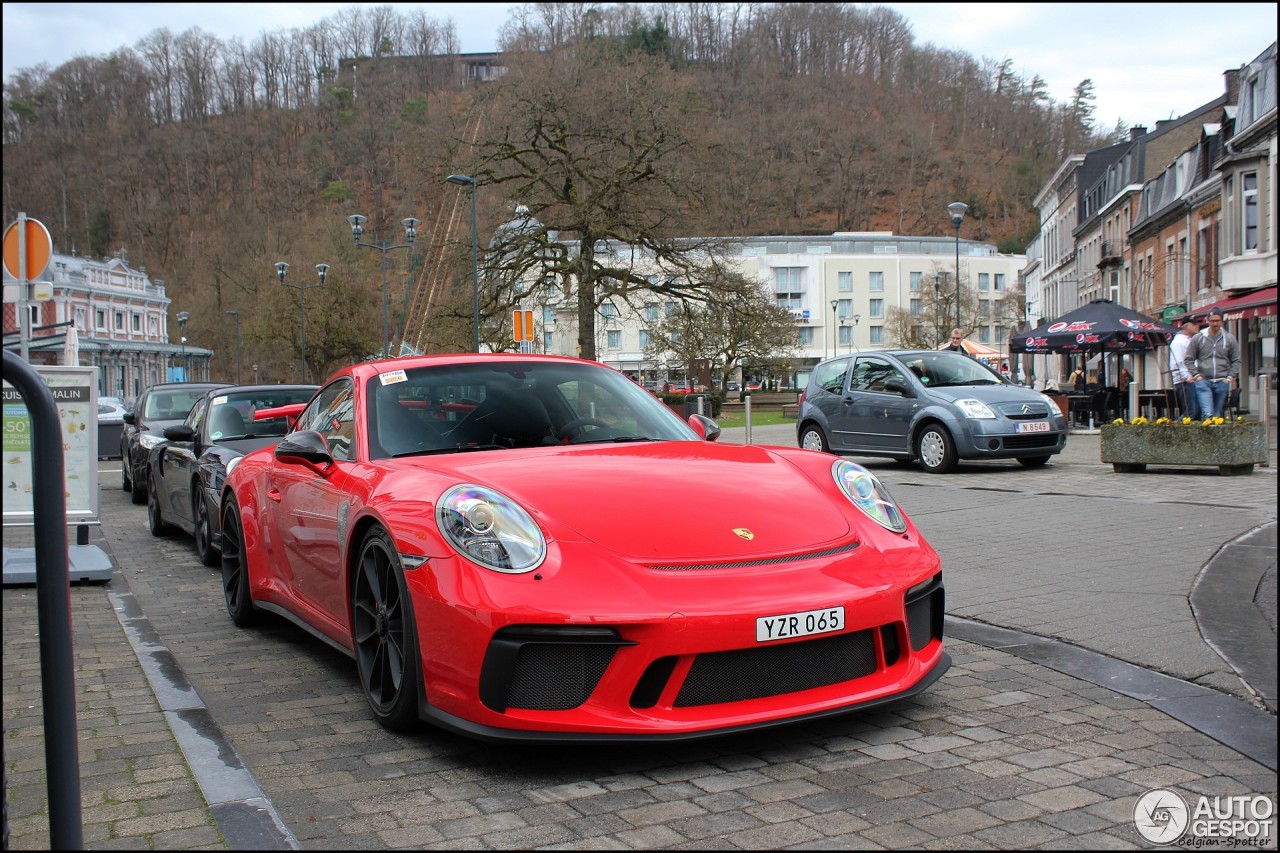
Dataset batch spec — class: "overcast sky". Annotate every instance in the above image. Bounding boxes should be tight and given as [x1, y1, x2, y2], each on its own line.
[3, 3, 1275, 131]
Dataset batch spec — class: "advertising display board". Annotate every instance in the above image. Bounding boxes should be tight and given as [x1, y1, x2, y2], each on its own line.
[2, 365, 99, 524]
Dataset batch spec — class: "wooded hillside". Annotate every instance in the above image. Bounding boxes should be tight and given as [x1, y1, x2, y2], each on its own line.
[1, 2, 1118, 381]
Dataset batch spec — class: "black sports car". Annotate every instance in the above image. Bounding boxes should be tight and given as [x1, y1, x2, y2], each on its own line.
[121, 382, 230, 503]
[146, 384, 317, 564]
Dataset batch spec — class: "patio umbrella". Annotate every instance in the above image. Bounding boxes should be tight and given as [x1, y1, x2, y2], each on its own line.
[1009, 298, 1178, 355]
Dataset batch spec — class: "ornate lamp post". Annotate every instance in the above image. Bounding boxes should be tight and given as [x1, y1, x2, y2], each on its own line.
[445, 174, 480, 352]
[347, 214, 419, 358]
[225, 309, 241, 384]
[851, 313, 861, 353]
[276, 261, 328, 383]
[176, 311, 189, 381]
[947, 202, 968, 334]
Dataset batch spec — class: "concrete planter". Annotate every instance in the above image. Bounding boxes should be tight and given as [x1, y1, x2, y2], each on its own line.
[1100, 422, 1267, 475]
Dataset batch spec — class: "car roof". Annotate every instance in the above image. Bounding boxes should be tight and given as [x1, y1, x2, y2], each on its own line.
[333, 353, 623, 382]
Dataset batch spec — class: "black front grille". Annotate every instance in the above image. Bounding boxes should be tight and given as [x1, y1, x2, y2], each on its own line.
[906, 579, 945, 652]
[674, 630, 877, 707]
[506, 644, 616, 710]
[996, 402, 1050, 419]
[1002, 433, 1058, 449]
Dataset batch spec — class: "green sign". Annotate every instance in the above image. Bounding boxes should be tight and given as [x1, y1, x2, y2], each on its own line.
[1161, 304, 1187, 321]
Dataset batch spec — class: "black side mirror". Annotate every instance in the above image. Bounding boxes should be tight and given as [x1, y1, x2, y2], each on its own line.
[688, 413, 721, 442]
[275, 430, 334, 472]
[123, 411, 136, 425]
[883, 378, 912, 396]
[163, 425, 196, 443]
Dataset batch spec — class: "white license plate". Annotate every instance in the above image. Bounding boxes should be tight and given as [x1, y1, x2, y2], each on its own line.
[1016, 421, 1050, 433]
[756, 606, 845, 642]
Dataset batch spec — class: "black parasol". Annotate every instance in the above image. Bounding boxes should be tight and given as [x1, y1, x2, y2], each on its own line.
[1009, 299, 1178, 355]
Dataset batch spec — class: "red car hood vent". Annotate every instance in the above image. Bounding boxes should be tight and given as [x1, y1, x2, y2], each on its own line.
[435, 442, 853, 561]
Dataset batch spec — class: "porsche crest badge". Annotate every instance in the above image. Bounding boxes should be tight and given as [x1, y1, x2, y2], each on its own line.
[733, 528, 754, 540]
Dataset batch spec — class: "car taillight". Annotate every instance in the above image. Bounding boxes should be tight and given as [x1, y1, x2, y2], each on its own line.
[798, 391, 805, 406]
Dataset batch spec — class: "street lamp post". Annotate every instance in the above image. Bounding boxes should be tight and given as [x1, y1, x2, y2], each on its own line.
[851, 314, 861, 353]
[934, 273, 944, 347]
[347, 214, 419, 358]
[252, 363, 259, 383]
[176, 311, 189, 382]
[276, 261, 328, 383]
[225, 310, 241, 384]
[446, 174, 480, 352]
[947, 202, 968, 335]
[829, 299, 839, 359]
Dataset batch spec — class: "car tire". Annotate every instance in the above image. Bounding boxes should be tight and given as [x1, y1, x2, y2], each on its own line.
[1017, 455, 1051, 468]
[799, 424, 830, 454]
[147, 474, 168, 536]
[352, 526, 421, 731]
[916, 425, 957, 474]
[129, 456, 147, 504]
[193, 489, 218, 567]
[220, 495, 258, 627]
[121, 450, 132, 492]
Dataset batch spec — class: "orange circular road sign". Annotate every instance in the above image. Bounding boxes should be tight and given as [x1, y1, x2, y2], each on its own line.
[3, 217, 53, 281]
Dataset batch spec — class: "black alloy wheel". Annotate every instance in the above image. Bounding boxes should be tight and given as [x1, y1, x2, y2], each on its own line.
[193, 489, 218, 567]
[129, 453, 147, 504]
[220, 496, 258, 627]
[352, 526, 421, 731]
[147, 474, 169, 536]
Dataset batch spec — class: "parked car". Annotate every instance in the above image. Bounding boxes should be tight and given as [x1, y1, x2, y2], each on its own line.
[218, 354, 949, 740]
[146, 384, 318, 565]
[121, 382, 230, 504]
[97, 398, 129, 424]
[797, 350, 1068, 474]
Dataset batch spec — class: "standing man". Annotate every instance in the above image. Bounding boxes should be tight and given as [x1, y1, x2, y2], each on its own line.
[1184, 307, 1240, 418]
[1169, 316, 1200, 420]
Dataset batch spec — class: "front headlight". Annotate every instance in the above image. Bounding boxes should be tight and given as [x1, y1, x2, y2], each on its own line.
[954, 398, 996, 419]
[832, 461, 907, 533]
[436, 484, 546, 573]
[139, 432, 166, 449]
[1040, 395, 1064, 418]
[225, 456, 241, 478]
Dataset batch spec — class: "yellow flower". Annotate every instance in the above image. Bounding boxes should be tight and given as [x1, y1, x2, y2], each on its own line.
[1155, 417, 1170, 425]
[1113, 418, 1125, 426]
[1202, 418, 1214, 426]
[1181, 416, 1192, 425]
[1236, 416, 1246, 424]
[1213, 416, 1225, 425]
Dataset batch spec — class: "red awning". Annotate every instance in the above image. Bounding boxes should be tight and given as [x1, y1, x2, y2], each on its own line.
[1181, 286, 1277, 322]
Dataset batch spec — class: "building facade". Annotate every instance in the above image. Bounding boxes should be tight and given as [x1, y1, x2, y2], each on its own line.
[2, 250, 212, 398]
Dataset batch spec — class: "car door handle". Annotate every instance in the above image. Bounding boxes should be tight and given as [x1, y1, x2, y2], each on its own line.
[268, 488, 282, 502]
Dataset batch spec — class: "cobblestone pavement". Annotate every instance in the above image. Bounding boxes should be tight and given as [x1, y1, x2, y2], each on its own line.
[3, 428, 1276, 849]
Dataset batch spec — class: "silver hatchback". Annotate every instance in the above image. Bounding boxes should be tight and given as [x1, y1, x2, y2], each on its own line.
[796, 350, 1068, 473]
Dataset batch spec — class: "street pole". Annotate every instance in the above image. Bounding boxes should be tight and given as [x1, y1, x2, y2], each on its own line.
[275, 262, 327, 383]
[829, 299, 838, 359]
[348, 215, 419, 358]
[446, 175, 480, 352]
[948, 202, 968, 336]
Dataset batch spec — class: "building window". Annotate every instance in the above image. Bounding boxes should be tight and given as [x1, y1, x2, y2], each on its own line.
[1242, 171, 1258, 252]
[994, 273, 1005, 291]
[149, 316, 158, 336]
[979, 326, 991, 344]
[910, 271, 922, 291]
[978, 273, 990, 291]
[75, 308, 86, 331]
[639, 330, 649, 349]
[838, 299, 853, 318]
[664, 301, 678, 318]
[601, 303, 618, 319]
[869, 326, 884, 345]
[910, 298, 922, 317]
[606, 329, 621, 349]
[868, 271, 884, 292]
[543, 306, 556, 324]
[644, 302, 658, 322]
[837, 271, 852, 292]
[27, 304, 40, 328]
[115, 311, 125, 330]
[869, 299, 884, 319]
[775, 268, 804, 312]
[798, 327, 815, 346]
[543, 331, 554, 352]
[96, 309, 106, 330]
[132, 313, 142, 332]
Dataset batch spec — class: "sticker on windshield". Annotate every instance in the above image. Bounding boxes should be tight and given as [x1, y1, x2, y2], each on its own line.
[380, 370, 408, 386]
[212, 395, 228, 405]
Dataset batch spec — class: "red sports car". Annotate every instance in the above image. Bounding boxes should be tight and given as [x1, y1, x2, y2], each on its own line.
[219, 354, 948, 741]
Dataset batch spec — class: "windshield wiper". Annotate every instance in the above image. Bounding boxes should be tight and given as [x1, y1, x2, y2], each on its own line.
[571, 435, 659, 445]
[393, 443, 506, 458]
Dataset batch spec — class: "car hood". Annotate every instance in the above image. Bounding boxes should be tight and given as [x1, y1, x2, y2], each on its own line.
[921, 384, 1045, 405]
[406, 442, 854, 561]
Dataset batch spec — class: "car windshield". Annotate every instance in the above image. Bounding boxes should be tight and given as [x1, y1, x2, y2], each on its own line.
[907, 352, 1007, 388]
[367, 361, 698, 459]
[143, 389, 210, 420]
[208, 388, 318, 441]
